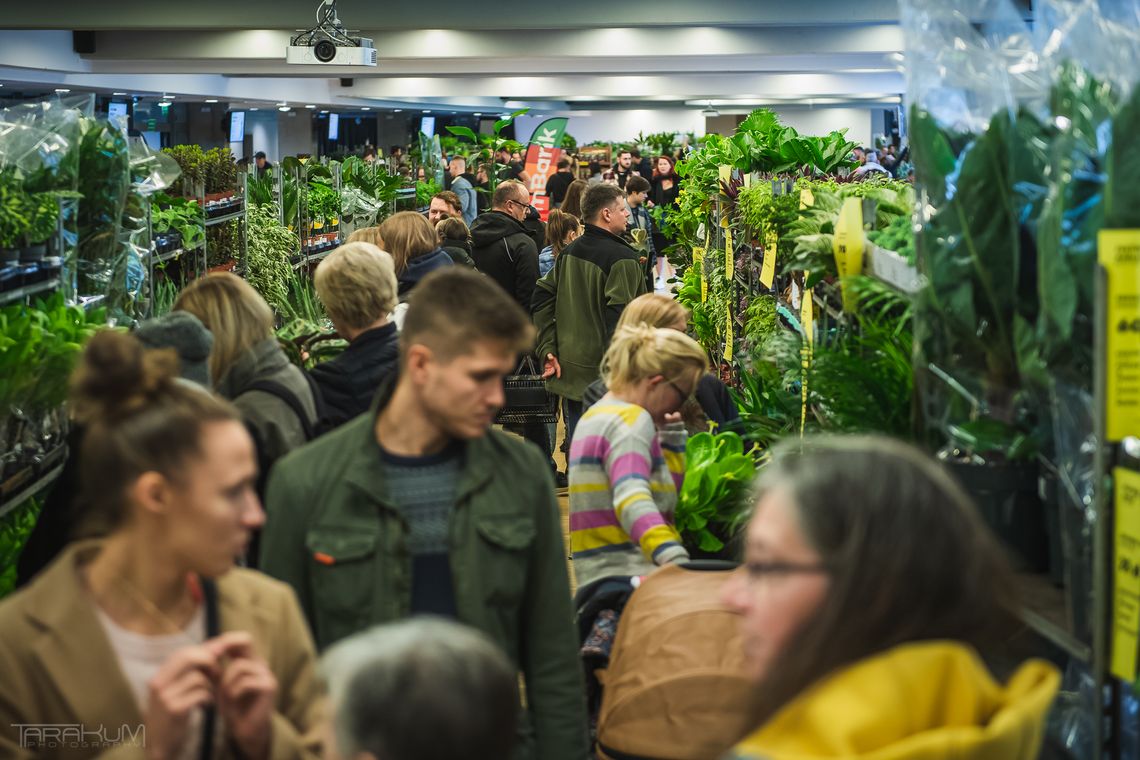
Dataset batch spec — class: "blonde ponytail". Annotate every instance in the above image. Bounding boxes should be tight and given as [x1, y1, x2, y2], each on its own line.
[601, 323, 708, 393]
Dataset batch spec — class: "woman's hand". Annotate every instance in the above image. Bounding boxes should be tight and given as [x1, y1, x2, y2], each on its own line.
[144, 645, 220, 760]
[210, 633, 278, 760]
[662, 412, 683, 427]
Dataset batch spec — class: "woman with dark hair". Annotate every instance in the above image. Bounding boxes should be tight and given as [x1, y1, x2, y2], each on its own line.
[721, 436, 1060, 760]
[560, 179, 589, 221]
[648, 156, 681, 283]
[0, 331, 324, 760]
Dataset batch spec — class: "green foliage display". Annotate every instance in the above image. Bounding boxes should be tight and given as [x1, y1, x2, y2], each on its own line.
[0, 171, 32, 249]
[152, 194, 205, 250]
[76, 117, 131, 297]
[444, 109, 529, 195]
[163, 144, 205, 196]
[27, 193, 60, 246]
[415, 179, 441, 209]
[244, 203, 299, 313]
[674, 430, 758, 554]
[0, 498, 41, 599]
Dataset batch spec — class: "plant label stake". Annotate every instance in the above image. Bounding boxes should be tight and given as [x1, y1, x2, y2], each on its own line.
[1099, 229, 1140, 441]
[800, 275, 814, 437]
[693, 247, 707, 303]
[725, 227, 734, 280]
[724, 302, 734, 362]
[800, 187, 814, 210]
[761, 229, 777, 289]
[832, 197, 865, 312]
[1111, 466, 1140, 682]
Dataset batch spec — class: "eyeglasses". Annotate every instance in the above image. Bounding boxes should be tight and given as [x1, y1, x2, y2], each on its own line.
[508, 199, 533, 212]
[666, 379, 696, 405]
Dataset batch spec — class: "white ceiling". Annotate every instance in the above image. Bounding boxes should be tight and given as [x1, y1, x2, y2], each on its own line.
[0, 1, 924, 113]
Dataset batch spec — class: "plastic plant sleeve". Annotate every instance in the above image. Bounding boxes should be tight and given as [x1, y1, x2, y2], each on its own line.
[75, 115, 131, 305]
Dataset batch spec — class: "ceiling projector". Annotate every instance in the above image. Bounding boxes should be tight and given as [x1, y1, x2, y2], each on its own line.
[287, 0, 377, 67]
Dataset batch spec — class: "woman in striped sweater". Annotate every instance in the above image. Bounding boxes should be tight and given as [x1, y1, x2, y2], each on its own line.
[568, 322, 708, 590]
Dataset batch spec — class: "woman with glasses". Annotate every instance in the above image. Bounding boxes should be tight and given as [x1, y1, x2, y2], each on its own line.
[568, 323, 708, 591]
[721, 436, 1060, 760]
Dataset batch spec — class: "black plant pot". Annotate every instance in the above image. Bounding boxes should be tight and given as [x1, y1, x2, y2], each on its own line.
[946, 460, 1049, 573]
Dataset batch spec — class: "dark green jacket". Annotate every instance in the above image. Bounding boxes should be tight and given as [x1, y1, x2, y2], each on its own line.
[532, 224, 648, 400]
[260, 380, 589, 760]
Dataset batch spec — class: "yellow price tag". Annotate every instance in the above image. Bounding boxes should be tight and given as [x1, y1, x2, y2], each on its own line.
[718, 165, 731, 188]
[1100, 229, 1140, 441]
[833, 198, 866, 312]
[693, 247, 707, 303]
[800, 188, 815, 210]
[760, 230, 778, 289]
[742, 173, 752, 188]
[724, 303, 734, 362]
[725, 228, 734, 280]
[1112, 467, 1140, 681]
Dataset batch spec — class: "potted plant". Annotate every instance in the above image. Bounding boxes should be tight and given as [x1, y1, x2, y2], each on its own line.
[0, 176, 32, 292]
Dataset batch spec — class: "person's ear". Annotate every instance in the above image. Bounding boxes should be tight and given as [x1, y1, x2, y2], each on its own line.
[405, 344, 435, 383]
[129, 471, 176, 519]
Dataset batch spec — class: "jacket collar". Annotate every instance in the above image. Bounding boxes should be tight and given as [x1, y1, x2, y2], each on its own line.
[216, 337, 290, 398]
[583, 223, 635, 250]
[342, 375, 495, 503]
[343, 322, 397, 354]
[21, 540, 278, 727]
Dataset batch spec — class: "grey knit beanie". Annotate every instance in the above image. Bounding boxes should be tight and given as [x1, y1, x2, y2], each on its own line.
[133, 311, 214, 388]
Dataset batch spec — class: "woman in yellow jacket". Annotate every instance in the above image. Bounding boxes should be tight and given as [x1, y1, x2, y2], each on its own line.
[721, 436, 1060, 760]
[0, 331, 324, 760]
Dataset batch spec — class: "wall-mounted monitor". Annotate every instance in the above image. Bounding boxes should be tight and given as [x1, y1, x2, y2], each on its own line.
[108, 102, 128, 121]
[329, 113, 340, 141]
[420, 116, 436, 137]
[228, 111, 245, 143]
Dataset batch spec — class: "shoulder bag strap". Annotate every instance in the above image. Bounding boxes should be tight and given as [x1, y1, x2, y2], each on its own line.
[197, 578, 220, 760]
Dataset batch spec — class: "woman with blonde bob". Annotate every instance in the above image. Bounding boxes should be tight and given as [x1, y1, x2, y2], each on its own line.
[582, 294, 739, 429]
[174, 273, 319, 483]
[723, 435, 1059, 759]
[568, 324, 708, 591]
[377, 211, 453, 297]
[310, 242, 401, 428]
[345, 226, 384, 249]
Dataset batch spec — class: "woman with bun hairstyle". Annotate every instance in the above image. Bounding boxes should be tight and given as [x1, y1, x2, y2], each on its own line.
[722, 436, 1059, 760]
[174, 273, 319, 486]
[0, 331, 324, 760]
[568, 323, 708, 591]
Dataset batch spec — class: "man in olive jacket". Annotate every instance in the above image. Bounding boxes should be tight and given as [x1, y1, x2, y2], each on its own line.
[532, 183, 648, 444]
[261, 268, 589, 760]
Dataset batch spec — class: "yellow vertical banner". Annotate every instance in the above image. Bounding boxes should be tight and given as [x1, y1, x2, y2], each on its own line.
[800, 280, 814, 436]
[693, 247, 707, 303]
[760, 229, 778, 289]
[725, 228, 734, 280]
[1112, 467, 1140, 682]
[1099, 230, 1140, 441]
[832, 197, 866, 312]
[724, 304, 734, 362]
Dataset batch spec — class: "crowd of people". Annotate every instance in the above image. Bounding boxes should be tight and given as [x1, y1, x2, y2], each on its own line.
[0, 138, 1059, 760]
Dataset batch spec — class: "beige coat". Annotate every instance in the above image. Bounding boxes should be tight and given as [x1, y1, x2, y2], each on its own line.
[0, 541, 325, 760]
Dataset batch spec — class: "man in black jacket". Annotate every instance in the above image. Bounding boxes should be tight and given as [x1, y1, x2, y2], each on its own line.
[310, 242, 401, 428]
[469, 181, 540, 311]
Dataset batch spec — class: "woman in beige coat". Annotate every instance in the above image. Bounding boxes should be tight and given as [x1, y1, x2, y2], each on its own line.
[0, 330, 324, 760]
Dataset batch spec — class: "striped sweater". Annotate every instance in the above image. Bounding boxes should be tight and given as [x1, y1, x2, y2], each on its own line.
[568, 398, 689, 589]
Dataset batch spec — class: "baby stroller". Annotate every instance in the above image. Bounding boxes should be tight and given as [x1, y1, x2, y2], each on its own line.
[579, 560, 755, 760]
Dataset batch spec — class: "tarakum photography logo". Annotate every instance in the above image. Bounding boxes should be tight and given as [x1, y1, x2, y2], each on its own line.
[11, 723, 145, 749]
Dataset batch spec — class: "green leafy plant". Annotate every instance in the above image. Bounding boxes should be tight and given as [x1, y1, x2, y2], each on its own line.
[0, 172, 32, 249]
[203, 147, 238, 195]
[0, 498, 42, 599]
[152, 194, 206, 250]
[415, 179, 442, 209]
[162, 144, 205, 196]
[674, 430, 758, 554]
[306, 181, 340, 224]
[244, 203, 299, 312]
[77, 116, 131, 297]
[444, 108, 529, 195]
[26, 193, 60, 246]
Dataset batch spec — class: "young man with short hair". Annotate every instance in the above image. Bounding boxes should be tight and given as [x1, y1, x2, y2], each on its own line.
[496, 147, 530, 184]
[532, 183, 647, 444]
[614, 149, 635, 190]
[262, 268, 589, 760]
[428, 191, 463, 227]
[625, 175, 657, 290]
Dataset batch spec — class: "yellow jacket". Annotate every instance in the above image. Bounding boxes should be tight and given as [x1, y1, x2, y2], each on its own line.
[730, 640, 1060, 760]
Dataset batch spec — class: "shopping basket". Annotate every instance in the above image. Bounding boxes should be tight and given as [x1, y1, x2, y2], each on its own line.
[495, 355, 559, 425]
